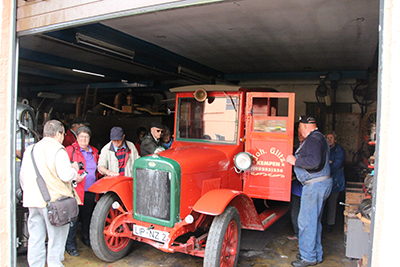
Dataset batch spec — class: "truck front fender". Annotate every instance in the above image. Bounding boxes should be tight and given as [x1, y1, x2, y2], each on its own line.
[192, 189, 252, 216]
[192, 189, 264, 230]
[88, 176, 133, 211]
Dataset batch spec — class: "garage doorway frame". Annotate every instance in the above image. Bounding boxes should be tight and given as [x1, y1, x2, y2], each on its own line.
[11, 1, 399, 267]
[11, 1, 225, 266]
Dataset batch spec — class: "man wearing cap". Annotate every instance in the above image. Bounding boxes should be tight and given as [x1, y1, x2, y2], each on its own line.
[286, 116, 332, 267]
[140, 122, 164, 156]
[97, 127, 139, 177]
[63, 117, 89, 147]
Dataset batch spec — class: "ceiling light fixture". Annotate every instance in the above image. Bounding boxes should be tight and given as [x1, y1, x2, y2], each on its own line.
[76, 33, 135, 60]
[178, 65, 212, 83]
[72, 69, 105, 77]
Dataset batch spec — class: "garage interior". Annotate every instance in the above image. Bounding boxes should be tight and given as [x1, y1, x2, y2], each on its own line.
[15, 0, 379, 266]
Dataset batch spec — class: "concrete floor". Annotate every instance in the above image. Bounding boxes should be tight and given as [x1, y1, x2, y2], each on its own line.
[17, 208, 359, 267]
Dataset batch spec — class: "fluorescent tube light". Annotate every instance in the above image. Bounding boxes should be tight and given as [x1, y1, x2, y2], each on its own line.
[76, 33, 135, 60]
[177, 65, 211, 83]
[72, 69, 105, 77]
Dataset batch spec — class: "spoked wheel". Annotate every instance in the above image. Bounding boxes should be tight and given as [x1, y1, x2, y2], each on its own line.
[204, 206, 241, 267]
[90, 192, 134, 262]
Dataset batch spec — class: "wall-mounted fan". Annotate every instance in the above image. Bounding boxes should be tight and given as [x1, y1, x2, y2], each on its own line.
[353, 79, 377, 106]
[315, 76, 331, 106]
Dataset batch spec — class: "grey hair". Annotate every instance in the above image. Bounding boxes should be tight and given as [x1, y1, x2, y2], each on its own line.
[325, 131, 337, 140]
[76, 125, 92, 137]
[43, 120, 64, 137]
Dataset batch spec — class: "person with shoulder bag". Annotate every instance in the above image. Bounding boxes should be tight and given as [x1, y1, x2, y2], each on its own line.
[19, 120, 82, 267]
[65, 125, 100, 256]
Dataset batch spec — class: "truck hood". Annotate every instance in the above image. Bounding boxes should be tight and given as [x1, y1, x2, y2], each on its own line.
[158, 145, 230, 174]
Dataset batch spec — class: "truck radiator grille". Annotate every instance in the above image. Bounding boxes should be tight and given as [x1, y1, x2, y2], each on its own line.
[135, 168, 171, 221]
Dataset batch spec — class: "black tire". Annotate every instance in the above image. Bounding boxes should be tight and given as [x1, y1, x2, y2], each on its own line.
[90, 192, 134, 262]
[204, 206, 241, 267]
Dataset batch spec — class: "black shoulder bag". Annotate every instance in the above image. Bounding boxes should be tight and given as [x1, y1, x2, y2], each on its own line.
[31, 145, 79, 226]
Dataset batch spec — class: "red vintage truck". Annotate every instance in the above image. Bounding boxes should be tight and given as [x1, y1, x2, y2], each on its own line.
[88, 85, 295, 267]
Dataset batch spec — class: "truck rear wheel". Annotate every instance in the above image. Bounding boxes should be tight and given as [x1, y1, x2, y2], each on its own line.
[204, 206, 241, 267]
[90, 192, 133, 262]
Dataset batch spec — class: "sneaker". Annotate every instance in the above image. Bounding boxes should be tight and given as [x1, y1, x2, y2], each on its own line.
[66, 249, 79, 257]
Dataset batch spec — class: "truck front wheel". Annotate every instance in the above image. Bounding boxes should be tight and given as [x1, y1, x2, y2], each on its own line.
[90, 192, 134, 262]
[204, 206, 241, 267]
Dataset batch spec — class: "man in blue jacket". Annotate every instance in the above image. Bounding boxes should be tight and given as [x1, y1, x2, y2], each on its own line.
[286, 116, 332, 267]
[324, 131, 346, 232]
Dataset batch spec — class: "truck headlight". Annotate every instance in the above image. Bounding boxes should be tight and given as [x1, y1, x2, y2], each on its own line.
[234, 152, 253, 171]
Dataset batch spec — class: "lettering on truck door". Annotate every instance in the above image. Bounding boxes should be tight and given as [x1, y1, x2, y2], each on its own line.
[243, 92, 295, 202]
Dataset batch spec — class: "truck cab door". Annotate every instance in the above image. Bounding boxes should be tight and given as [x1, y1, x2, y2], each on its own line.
[243, 92, 295, 202]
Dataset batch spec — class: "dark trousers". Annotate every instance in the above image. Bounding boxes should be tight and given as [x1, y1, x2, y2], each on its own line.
[66, 192, 96, 250]
[290, 193, 301, 237]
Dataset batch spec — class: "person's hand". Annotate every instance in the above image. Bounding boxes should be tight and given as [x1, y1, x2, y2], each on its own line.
[106, 170, 119, 176]
[286, 155, 296, 165]
[75, 174, 84, 183]
[71, 162, 80, 172]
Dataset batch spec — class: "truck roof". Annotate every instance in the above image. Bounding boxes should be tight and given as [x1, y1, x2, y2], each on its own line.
[170, 84, 241, 93]
[169, 84, 278, 93]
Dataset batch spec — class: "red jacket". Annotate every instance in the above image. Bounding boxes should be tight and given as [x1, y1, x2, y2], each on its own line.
[66, 141, 99, 205]
[63, 129, 77, 147]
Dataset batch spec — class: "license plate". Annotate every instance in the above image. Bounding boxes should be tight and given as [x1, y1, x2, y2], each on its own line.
[133, 225, 168, 243]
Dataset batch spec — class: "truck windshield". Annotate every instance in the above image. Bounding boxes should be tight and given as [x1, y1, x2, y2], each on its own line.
[176, 96, 239, 143]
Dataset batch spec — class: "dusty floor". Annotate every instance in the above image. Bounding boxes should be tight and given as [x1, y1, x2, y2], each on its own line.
[17, 207, 359, 267]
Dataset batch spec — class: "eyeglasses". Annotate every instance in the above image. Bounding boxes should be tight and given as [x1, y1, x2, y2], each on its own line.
[78, 135, 90, 139]
[156, 130, 164, 133]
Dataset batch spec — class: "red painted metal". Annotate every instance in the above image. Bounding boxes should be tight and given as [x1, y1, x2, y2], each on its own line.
[90, 86, 296, 263]
[89, 175, 133, 211]
[243, 92, 295, 201]
[160, 144, 243, 217]
[104, 204, 132, 252]
[221, 219, 239, 267]
[193, 189, 246, 215]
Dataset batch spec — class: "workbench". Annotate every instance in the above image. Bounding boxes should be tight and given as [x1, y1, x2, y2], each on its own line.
[344, 182, 371, 263]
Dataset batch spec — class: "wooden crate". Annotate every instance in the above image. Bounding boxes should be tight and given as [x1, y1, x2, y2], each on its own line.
[345, 182, 366, 213]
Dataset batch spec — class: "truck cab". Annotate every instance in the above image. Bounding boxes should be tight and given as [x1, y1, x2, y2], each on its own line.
[89, 85, 295, 267]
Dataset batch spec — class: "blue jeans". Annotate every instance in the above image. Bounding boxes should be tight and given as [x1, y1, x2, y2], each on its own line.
[298, 178, 332, 262]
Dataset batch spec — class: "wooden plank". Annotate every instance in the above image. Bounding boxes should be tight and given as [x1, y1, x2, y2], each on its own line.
[17, 0, 99, 18]
[16, 0, 199, 32]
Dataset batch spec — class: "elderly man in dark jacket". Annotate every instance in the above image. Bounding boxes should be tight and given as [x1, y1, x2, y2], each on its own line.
[141, 122, 164, 156]
[286, 116, 332, 267]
